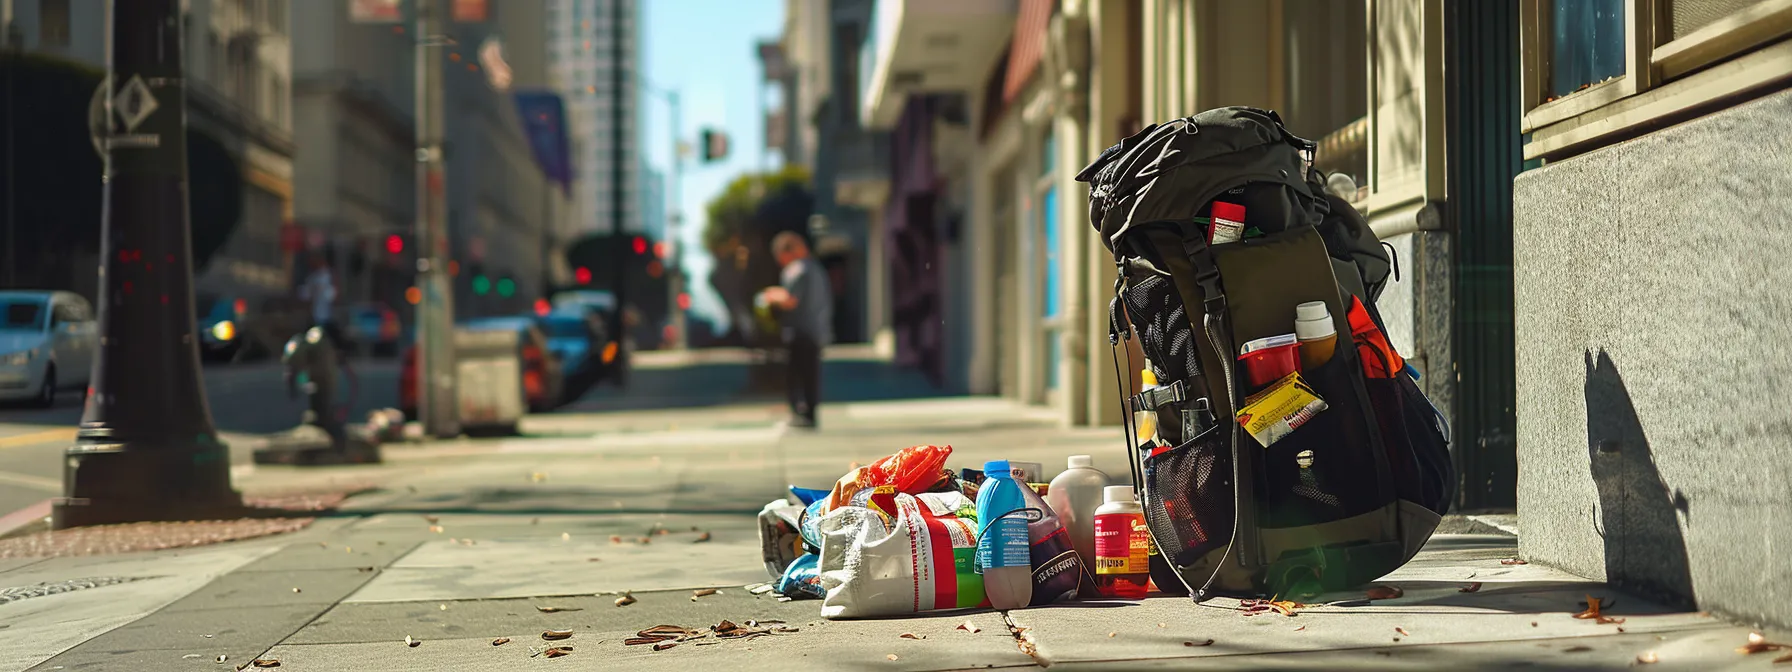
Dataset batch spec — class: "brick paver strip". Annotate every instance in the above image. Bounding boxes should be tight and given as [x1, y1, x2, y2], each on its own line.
[0, 489, 366, 559]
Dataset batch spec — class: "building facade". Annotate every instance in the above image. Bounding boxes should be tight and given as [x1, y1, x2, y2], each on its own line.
[12, 0, 297, 302]
[774, 0, 892, 347]
[547, 0, 640, 238]
[1509, 0, 1792, 631]
[290, 0, 416, 315]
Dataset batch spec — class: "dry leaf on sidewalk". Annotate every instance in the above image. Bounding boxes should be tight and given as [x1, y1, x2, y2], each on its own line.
[428, 525, 443, 533]
[615, 593, 637, 607]
[1573, 595, 1625, 624]
[1636, 651, 1659, 664]
[693, 588, 718, 598]
[1774, 652, 1792, 663]
[1184, 639, 1215, 647]
[899, 633, 925, 640]
[405, 635, 420, 647]
[610, 535, 623, 544]
[1739, 632, 1792, 655]
[543, 646, 573, 658]
[424, 515, 439, 524]
[252, 659, 281, 668]
[1500, 558, 1528, 565]
[1395, 627, 1410, 637]
[542, 629, 574, 641]
[957, 621, 981, 633]
[638, 537, 652, 545]
[694, 531, 712, 543]
[1459, 582, 1483, 593]
[491, 637, 511, 646]
[887, 654, 900, 661]
[653, 642, 678, 651]
[537, 606, 582, 613]
[1366, 585, 1404, 600]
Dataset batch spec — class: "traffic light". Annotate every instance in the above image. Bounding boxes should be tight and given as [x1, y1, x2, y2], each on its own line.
[676, 293, 691, 311]
[700, 128, 730, 163]
[472, 275, 491, 295]
[632, 236, 648, 255]
[496, 277, 516, 298]
[534, 298, 552, 316]
[574, 266, 592, 284]
[385, 234, 404, 255]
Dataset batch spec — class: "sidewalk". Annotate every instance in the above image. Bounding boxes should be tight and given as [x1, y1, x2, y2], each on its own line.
[2, 393, 1785, 670]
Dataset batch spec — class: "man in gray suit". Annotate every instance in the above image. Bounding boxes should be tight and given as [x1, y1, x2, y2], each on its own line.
[758, 232, 833, 428]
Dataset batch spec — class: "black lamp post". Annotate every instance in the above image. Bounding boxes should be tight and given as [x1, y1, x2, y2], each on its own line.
[54, 0, 241, 529]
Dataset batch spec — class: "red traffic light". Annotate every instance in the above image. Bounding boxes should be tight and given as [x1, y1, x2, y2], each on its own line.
[534, 298, 552, 316]
[574, 266, 592, 284]
[385, 235, 404, 254]
[632, 236, 648, 255]
[676, 293, 692, 311]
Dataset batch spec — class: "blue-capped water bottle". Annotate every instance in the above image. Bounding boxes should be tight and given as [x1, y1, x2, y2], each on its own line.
[975, 460, 1034, 610]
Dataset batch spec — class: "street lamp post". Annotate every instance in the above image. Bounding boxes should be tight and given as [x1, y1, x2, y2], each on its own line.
[638, 81, 686, 351]
[55, 0, 242, 528]
[413, 0, 458, 439]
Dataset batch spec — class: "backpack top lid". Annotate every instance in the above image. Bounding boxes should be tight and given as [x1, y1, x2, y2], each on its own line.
[1076, 107, 1317, 253]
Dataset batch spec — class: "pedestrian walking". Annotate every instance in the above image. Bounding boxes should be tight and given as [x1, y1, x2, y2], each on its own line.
[297, 253, 345, 348]
[757, 231, 832, 428]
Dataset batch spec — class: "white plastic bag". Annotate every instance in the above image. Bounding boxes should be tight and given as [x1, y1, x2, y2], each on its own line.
[815, 492, 989, 619]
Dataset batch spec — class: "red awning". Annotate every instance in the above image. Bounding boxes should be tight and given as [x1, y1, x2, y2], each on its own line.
[1002, 0, 1056, 104]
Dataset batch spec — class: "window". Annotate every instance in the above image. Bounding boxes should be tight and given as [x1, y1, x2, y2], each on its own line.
[1035, 131, 1060, 391]
[1548, 0, 1627, 98]
[39, 0, 71, 47]
[1520, 0, 1792, 159]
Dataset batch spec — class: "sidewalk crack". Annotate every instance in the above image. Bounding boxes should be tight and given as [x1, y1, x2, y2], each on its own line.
[1001, 611, 1049, 668]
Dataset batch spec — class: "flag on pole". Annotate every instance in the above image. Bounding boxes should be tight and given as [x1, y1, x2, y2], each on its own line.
[514, 91, 574, 196]
[348, 0, 402, 23]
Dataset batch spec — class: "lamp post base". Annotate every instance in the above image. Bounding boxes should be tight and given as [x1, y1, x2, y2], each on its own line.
[52, 434, 243, 530]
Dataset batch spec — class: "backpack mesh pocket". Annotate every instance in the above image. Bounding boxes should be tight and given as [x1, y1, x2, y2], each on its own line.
[1142, 428, 1234, 568]
[1122, 274, 1207, 444]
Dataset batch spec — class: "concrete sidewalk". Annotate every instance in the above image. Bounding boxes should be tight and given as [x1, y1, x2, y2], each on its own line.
[1, 396, 1785, 671]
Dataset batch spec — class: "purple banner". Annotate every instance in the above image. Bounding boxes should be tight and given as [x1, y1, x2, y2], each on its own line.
[514, 91, 574, 196]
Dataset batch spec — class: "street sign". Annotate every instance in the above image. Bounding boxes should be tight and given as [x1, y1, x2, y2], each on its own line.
[113, 75, 158, 132]
[348, 0, 402, 23]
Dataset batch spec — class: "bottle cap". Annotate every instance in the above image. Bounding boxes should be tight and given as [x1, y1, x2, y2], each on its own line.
[1104, 485, 1137, 505]
[1294, 301, 1335, 341]
[1068, 455, 1093, 469]
[983, 460, 1012, 477]
[1140, 369, 1158, 387]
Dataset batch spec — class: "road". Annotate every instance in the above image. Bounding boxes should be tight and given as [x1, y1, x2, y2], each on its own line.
[0, 360, 401, 516]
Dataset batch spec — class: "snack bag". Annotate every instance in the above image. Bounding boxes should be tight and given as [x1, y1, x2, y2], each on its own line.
[824, 445, 954, 510]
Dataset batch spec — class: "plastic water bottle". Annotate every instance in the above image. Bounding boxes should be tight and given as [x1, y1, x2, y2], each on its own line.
[1094, 486, 1150, 599]
[974, 460, 1034, 610]
[1045, 455, 1110, 595]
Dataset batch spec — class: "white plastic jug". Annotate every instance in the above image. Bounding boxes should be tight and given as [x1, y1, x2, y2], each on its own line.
[1044, 455, 1110, 592]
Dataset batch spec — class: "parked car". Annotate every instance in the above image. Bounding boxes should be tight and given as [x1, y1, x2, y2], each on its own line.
[343, 302, 403, 357]
[399, 317, 565, 420]
[549, 290, 632, 389]
[532, 309, 615, 404]
[0, 291, 98, 407]
[196, 295, 248, 362]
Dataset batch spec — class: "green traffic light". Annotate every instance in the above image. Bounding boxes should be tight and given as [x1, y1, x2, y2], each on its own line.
[472, 275, 491, 295]
[496, 278, 516, 298]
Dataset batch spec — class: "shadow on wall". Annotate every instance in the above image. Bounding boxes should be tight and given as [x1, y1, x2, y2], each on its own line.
[1584, 349, 1696, 610]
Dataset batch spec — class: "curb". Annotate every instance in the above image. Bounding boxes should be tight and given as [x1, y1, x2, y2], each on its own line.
[0, 499, 53, 540]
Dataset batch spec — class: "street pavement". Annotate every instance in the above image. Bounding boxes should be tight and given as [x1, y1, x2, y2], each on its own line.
[0, 359, 402, 516]
[0, 355, 1786, 670]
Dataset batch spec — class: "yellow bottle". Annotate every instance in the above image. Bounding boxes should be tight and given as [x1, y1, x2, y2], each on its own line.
[1135, 369, 1160, 444]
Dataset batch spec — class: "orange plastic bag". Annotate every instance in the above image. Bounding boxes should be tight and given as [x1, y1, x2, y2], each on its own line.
[825, 444, 954, 511]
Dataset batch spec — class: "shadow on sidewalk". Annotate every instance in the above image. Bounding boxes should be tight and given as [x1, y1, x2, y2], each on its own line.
[1583, 350, 1696, 611]
[562, 355, 955, 413]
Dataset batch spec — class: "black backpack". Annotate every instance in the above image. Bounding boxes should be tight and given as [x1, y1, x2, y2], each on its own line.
[1076, 107, 1454, 600]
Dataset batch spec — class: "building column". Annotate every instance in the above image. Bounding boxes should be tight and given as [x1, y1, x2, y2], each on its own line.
[865, 207, 893, 358]
[1083, 0, 1136, 427]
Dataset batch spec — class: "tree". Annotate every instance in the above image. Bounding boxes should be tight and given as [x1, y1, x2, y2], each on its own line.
[0, 53, 242, 291]
[701, 166, 816, 343]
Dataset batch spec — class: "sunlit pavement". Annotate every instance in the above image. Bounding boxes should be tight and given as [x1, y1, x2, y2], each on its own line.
[0, 356, 1782, 671]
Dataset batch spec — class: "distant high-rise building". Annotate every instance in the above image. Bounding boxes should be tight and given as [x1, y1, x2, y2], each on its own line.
[639, 168, 666, 242]
[546, 0, 639, 237]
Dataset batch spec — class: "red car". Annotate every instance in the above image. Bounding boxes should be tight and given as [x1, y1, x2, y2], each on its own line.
[399, 319, 562, 420]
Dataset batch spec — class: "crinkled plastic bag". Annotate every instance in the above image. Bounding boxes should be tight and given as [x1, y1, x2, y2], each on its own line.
[825, 444, 953, 510]
[757, 499, 806, 579]
[816, 491, 989, 619]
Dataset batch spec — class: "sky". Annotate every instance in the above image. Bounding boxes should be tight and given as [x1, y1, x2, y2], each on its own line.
[640, 0, 786, 333]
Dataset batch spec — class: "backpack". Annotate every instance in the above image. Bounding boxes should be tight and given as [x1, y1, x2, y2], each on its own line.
[1075, 107, 1454, 600]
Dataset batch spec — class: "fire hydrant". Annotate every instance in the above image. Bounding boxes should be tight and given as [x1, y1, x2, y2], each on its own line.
[282, 327, 347, 453]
